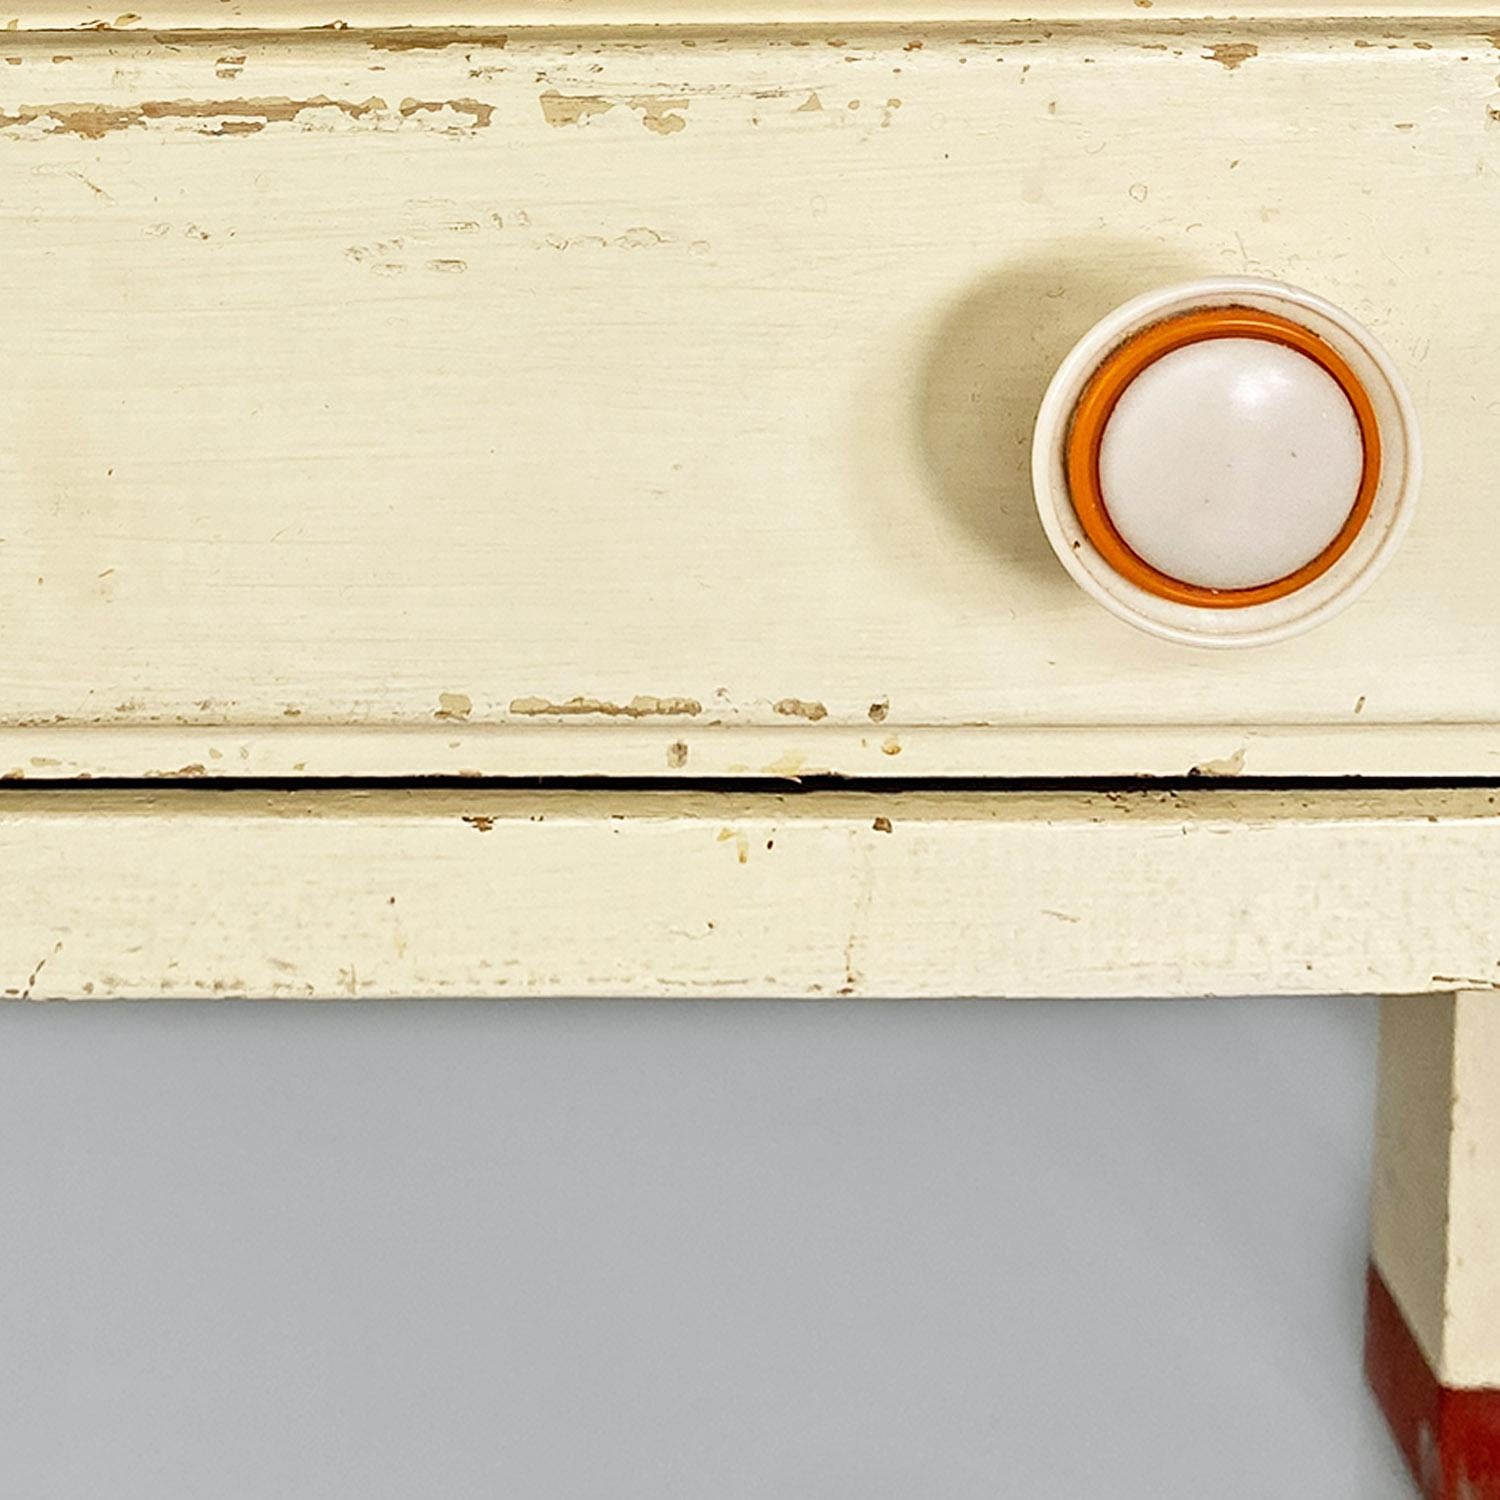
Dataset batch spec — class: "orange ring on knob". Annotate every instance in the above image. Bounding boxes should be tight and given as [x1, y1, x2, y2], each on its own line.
[1063, 306, 1382, 609]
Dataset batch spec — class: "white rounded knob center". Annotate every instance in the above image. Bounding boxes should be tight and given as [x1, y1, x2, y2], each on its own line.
[1097, 336, 1364, 591]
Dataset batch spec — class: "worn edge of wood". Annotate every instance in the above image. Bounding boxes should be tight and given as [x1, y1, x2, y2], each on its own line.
[1, 0, 1492, 31]
[1371, 991, 1500, 1392]
[1370, 992, 1458, 1386]
[6, 723, 1500, 783]
[3, 786, 1497, 1000]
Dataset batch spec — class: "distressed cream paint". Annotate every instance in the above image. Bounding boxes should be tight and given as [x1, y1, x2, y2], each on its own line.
[3, 1, 1500, 1459]
[0, 787, 1496, 1001]
[1, 18, 1498, 779]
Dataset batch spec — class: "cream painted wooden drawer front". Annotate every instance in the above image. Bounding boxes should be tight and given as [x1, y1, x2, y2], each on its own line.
[2, 4, 1495, 781]
[9, 13, 1500, 1485]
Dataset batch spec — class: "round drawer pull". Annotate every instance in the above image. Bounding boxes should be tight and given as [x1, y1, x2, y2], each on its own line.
[1031, 277, 1421, 647]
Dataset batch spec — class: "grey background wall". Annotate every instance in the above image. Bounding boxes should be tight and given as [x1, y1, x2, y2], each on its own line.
[0, 996, 1412, 1499]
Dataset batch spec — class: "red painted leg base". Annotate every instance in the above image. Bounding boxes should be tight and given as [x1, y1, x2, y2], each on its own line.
[1366, 1263, 1500, 1498]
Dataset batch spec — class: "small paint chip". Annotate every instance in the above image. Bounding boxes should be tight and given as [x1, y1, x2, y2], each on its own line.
[463, 814, 495, 832]
[873, 815, 893, 834]
[774, 697, 828, 722]
[436, 691, 473, 721]
[398, 96, 494, 129]
[881, 736, 902, 756]
[629, 96, 689, 135]
[868, 699, 890, 723]
[795, 91, 823, 112]
[666, 740, 689, 768]
[539, 89, 614, 127]
[510, 694, 701, 719]
[1205, 42, 1258, 70]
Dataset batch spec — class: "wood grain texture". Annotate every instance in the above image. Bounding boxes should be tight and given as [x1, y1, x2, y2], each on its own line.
[1, 23, 1496, 780]
[3, 787, 1499, 999]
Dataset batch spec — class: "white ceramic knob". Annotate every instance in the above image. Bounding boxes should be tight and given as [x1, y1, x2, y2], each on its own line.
[1031, 278, 1421, 647]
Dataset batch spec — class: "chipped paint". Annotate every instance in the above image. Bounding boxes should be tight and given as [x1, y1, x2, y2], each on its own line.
[435, 691, 472, 721]
[368, 30, 497, 53]
[397, 96, 493, 129]
[462, 813, 495, 832]
[508, 695, 702, 719]
[868, 700, 890, 723]
[1205, 42, 1258, 70]
[539, 89, 614, 127]
[774, 697, 828, 722]
[0, 94, 386, 139]
[873, 815, 893, 833]
[717, 826, 749, 864]
[666, 739, 689, 768]
[629, 96, 689, 135]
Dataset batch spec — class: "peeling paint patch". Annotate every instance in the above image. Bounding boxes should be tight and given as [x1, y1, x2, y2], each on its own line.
[774, 697, 828, 722]
[795, 91, 823, 112]
[398, 96, 494, 130]
[463, 814, 495, 832]
[881, 737, 902, 756]
[0, 94, 387, 139]
[435, 692, 473, 721]
[629, 96, 689, 135]
[539, 89, 615, 127]
[868, 699, 890, 723]
[1205, 42, 1258, 70]
[666, 740, 689, 768]
[873, 816, 893, 833]
[509, 694, 701, 719]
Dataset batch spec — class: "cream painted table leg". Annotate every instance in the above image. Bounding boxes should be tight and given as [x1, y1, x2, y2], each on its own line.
[1368, 992, 1500, 1499]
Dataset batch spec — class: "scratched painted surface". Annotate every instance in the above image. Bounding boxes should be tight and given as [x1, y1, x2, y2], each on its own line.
[1, 23, 1496, 779]
[2, 786, 1499, 998]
